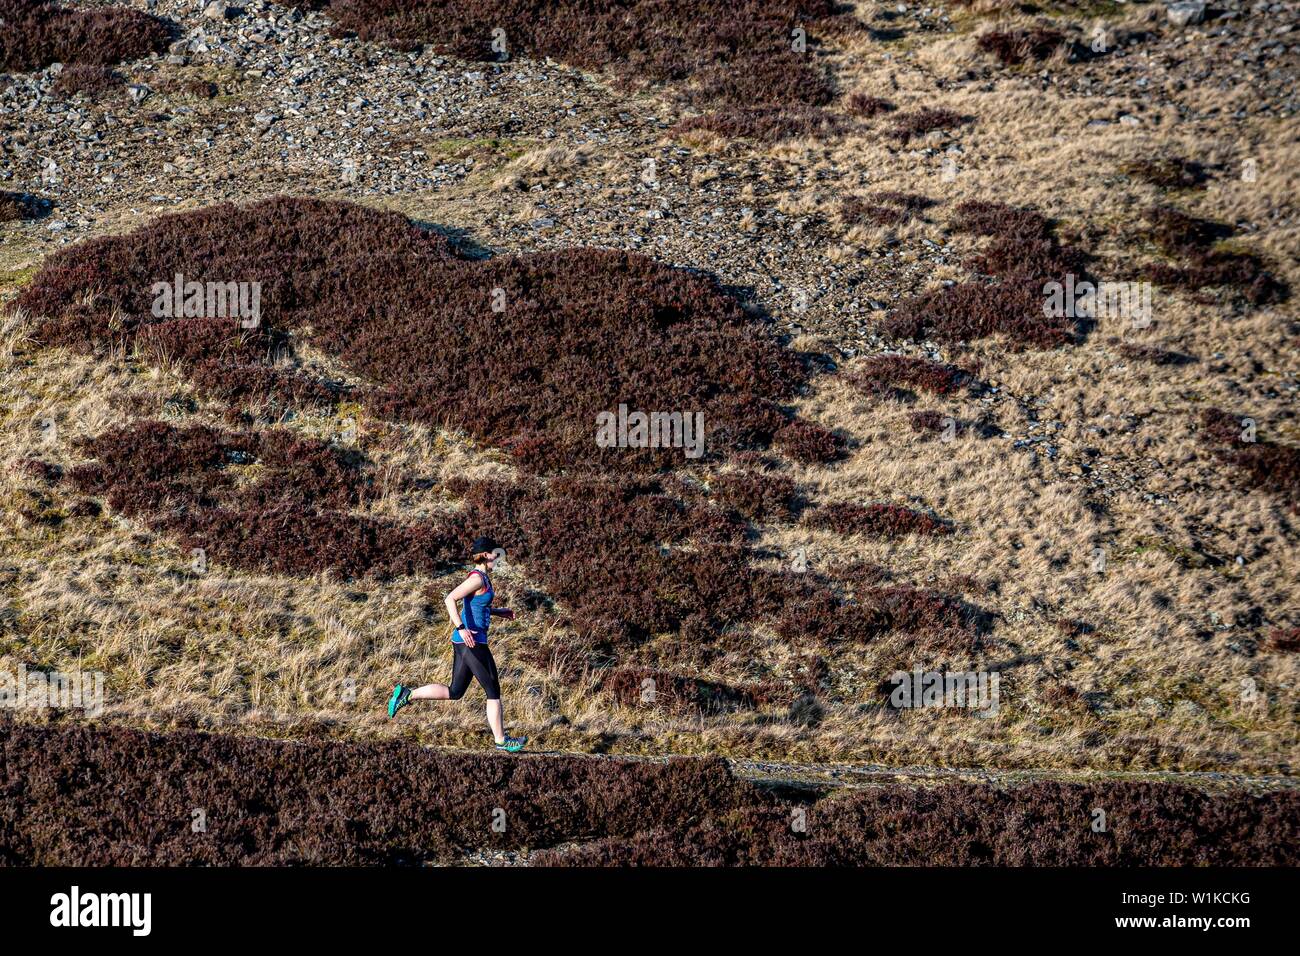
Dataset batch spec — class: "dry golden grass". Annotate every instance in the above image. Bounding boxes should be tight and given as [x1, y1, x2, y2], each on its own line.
[1, 302, 1294, 772]
[694, 17, 1300, 770]
[491, 141, 596, 192]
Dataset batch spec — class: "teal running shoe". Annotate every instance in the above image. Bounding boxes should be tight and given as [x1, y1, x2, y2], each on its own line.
[387, 683, 412, 718]
[495, 735, 527, 753]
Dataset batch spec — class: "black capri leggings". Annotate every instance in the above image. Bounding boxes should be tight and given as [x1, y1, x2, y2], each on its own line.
[448, 642, 501, 701]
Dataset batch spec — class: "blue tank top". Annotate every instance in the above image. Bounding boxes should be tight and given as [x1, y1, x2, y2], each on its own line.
[451, 569, 493, 644]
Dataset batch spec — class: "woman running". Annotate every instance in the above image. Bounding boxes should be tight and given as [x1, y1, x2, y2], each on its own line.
[386, 537, 527, 752]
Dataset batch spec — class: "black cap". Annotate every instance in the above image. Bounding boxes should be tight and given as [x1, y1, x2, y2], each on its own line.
[470, 536, 501, 555]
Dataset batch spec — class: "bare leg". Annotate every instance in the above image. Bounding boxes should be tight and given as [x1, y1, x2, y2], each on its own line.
[410, 683, 450, 701]
[486, 699, 505, 744]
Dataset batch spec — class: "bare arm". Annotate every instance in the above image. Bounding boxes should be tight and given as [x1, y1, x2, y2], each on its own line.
[445, 573, 482, 644]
